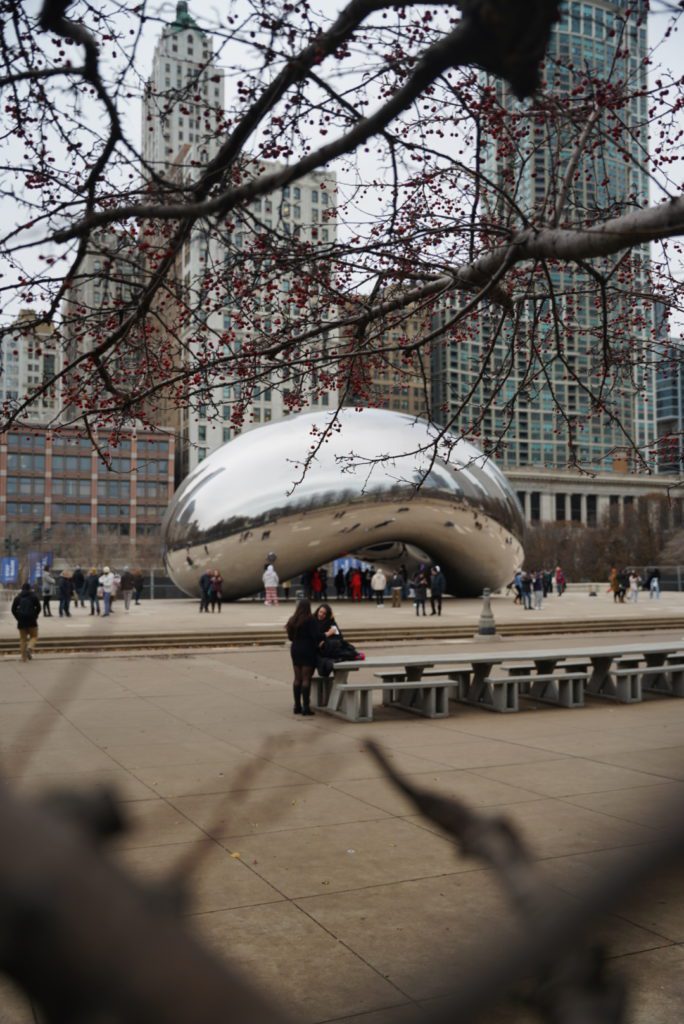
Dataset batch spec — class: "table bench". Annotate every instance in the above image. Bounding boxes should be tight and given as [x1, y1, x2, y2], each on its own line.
[325, 678, 453, 723]
[507, 665, 589, 709]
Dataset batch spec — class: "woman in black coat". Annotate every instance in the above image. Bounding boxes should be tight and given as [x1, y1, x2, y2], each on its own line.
[286, 599, 320, 716]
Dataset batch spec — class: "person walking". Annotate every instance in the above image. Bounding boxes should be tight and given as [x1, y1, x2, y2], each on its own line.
[370, 567, 387, 607]
[57, 571, 73, 618]
[85, 567, 100, 615]
[262, 563, 279, 606]
[11, 582, 41, 662]
[390, 570, 403, 608]
[72, 566, 86, 608]
[286, 599, 320, 716]
[210, 570, 224, 612]
[412, 568, 429, 616]
[41, 568, 55, 617]
[199, 570, 211, 612]
[555, 566, 566, 596]
[99, 566, 115, 616]
[120, 567, 135, 611]
[629, 571, 640, 602]
[430, 565, 446, 616]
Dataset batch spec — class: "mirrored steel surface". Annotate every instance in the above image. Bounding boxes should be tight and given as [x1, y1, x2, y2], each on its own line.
[162, 408, 525, 598]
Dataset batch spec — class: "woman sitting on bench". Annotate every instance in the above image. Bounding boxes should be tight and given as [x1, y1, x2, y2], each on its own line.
[316, 603, 363, 672]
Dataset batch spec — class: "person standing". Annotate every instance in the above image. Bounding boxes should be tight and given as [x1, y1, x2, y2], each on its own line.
[370, 567, 387, 607]
[12, 582, 41, 662]
[412, 568, 428, 617]
[210, 569, 224, 612]
[58, 571, 73, 618]
[521, 571, 533, 610]
[555, 566, 566, 596]
[629, 571, 640, 602]
[85, 567, 100, 615]
[430, 566, 446, 616]
[120, 566, 135, 611]
[281, 578, 292, 602]
[608, 567, 620, 603]
[650, 568, 661, 599]
[334, 568, 346, 600]
[132, 568, 144, 605]
[199, 570, 211, 612]
[99, 566, 115, 616]
[41, 568, 55, 617]
[350, 567, 363, 602]
[319, 566, 328, 600]
[533, 570, 544, 610]
[286, 599, 320, 716]
[390, 571, 403, 608]
[72, 566, 86, 608]
[263, 563, 280, 606]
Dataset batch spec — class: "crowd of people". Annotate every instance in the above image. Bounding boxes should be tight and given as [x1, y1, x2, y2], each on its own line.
[37, 566, 145, 617]
[608, 567, 661, 603]
[508, 567, 566, 610]
[10, 566, 145, 662]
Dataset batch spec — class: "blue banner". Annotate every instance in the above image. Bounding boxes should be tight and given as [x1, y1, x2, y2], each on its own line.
[0, 557, 19, 584]
[28, 551, 52, 585]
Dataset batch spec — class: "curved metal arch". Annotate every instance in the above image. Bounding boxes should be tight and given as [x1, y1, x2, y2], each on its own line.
[162, 409, 525, 598]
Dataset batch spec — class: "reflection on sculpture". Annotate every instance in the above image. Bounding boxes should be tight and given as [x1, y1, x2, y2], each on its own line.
[162, 408, 525, 599]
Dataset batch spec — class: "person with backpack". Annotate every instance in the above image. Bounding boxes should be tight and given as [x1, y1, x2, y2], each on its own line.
[11, 582, 41, 662]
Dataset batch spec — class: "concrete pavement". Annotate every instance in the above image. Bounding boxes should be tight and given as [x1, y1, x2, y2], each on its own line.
[3, 587, 684, 644]
[1, 635, 684, 1021]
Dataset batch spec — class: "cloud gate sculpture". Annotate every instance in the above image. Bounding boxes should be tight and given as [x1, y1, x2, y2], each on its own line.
[162, 408, 525, 599]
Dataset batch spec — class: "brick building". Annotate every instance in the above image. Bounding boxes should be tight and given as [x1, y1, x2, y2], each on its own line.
[0, 425, 175, 562]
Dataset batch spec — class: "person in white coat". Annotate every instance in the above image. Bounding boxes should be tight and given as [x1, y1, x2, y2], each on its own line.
[262, 563, 280, 606]
[98, 566, 115, 617]
[370, 568, 387, 607]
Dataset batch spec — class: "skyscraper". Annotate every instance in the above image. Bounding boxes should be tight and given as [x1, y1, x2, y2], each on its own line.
[431, 1, 654, 473]
[143, 3, 339, 476]
[141, 1, 224, 177]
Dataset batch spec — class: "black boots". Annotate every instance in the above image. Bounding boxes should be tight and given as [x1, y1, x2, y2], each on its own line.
[293, 684, 302, 714]
[301, 687, 315, 716]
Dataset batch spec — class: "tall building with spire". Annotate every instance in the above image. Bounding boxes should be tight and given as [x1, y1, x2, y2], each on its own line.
[142, 4, 339, 477]
[141, 1, 224, 175]
[431, 1, 655, 474]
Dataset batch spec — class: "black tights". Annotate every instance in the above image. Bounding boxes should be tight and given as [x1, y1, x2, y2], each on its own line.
[293, 664, 314, 689]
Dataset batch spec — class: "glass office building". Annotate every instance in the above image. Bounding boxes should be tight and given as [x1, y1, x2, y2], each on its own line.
[431, 1, 654, 472]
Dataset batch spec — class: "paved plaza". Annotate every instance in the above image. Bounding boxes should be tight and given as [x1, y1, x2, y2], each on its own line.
[3, 587, 684, 645]
[2, 600, 684, 1022]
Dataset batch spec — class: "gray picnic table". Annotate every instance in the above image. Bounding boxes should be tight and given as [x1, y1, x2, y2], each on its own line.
[316, 639, 684, 721]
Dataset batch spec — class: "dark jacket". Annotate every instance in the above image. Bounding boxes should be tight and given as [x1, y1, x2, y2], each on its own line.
[120, 571, 135, 592]
[72, 569, 85, 591]
[58, 576, 74, 600]
[289, 616, 321, 667]
[430, 570, 446, 596]
[12, 588, 41, 629]
[85, 573, 100, 598]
